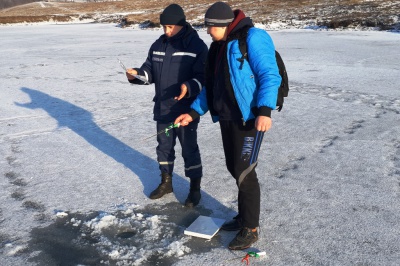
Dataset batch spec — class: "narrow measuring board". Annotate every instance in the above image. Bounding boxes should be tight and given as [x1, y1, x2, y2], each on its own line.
[184, 216, 225, 240]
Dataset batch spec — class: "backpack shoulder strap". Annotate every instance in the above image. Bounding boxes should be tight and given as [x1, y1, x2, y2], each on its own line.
[238, 31, 248, 59]
[237, 27, 251, 70]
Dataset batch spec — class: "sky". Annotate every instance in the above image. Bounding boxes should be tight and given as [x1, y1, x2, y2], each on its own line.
[0, 23, 400, 265]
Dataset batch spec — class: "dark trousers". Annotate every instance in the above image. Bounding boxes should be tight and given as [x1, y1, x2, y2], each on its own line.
[219, 119, 264, 228]
[156, 119, 202, 179]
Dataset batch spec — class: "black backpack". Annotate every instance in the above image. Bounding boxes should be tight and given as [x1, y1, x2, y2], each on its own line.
[238, 31, 289, 112]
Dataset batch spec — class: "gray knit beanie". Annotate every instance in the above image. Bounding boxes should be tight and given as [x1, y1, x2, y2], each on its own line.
[204, 2, 234, 26]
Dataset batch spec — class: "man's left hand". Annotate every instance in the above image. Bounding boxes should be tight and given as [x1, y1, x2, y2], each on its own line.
[255, 116, 272, 132]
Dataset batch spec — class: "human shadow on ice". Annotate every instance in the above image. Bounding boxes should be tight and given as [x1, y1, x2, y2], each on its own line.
[15, 87, 231, 215]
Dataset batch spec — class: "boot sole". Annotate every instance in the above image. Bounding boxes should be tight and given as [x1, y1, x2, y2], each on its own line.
[149, 190, 173, 199]
[228, 238, 258, 250]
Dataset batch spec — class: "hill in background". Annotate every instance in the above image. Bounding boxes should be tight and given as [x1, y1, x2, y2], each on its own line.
[0, 0, 399, 31]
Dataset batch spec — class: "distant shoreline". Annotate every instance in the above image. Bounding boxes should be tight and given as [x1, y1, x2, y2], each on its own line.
[1, 20, 399, 33]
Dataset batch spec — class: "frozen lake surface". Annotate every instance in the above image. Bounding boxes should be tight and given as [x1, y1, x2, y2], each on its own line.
[0, 23, 399, 265]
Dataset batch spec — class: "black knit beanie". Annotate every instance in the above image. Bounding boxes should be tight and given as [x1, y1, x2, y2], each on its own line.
[204, 2, 234, 26]
[160, 4, 186, 26]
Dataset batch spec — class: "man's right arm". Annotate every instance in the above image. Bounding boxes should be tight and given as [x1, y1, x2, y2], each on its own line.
[174, 113, 194, 127]
[126, 47, 153, 85]
[174, 86, 208, 126]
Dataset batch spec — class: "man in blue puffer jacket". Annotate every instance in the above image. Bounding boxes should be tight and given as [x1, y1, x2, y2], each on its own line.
[126, 4, 208, 207]
[175, 2, 281, 249]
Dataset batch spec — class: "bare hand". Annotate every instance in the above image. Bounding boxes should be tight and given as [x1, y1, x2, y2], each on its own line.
[174, 114, 193, 127]
[174, 84, 188, 101]
[255, 116, 272, 132]
[126, 68, 138, 80]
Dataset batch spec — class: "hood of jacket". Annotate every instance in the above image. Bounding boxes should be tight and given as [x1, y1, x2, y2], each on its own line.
[226, 10, 254, 40]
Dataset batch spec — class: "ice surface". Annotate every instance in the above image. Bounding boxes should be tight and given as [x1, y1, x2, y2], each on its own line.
[0, 23, 399, 265]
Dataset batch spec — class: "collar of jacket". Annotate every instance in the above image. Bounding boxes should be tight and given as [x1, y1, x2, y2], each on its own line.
[161, 23, 196, 48]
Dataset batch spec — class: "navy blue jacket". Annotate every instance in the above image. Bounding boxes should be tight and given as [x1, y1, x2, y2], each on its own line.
[130, 24, 208, 122]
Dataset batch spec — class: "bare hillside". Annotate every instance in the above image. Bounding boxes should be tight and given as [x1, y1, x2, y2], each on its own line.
[0, 0, 399, 30]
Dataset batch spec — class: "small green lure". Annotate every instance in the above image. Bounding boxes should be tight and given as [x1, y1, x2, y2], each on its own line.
[142, 123, 180, 141]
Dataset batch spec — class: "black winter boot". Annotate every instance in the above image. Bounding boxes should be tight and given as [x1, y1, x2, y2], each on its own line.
[228, 227, 258, 250]
[185, 178, 201, 207]
[149, 173, 173, 199]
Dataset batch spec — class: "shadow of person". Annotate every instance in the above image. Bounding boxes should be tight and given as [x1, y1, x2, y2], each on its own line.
[15, 87, 158, 195]
[15, 87, 231, 216]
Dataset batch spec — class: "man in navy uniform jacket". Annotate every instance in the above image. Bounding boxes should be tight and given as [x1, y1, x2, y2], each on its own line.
[126, 4, 208, 207]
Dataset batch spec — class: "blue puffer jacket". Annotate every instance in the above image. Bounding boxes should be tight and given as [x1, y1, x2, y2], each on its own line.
[190, 14, 281, 123]
[130, 24, 208, 122]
